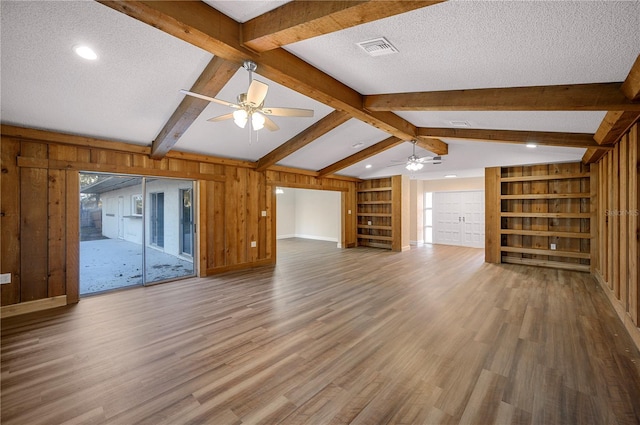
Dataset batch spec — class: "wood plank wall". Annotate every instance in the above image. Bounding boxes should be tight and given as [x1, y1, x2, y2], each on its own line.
[593, 121, 640, 342]
[0, 133, 358, 309]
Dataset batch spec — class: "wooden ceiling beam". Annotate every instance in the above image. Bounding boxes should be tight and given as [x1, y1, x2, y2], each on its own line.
[416, 127, 603, 148]
[582, 148, 608, 164]
[256, 110, 351, 172]
[364, 82, 640, 111]
[317, 136, 403, 177]
[151, 57, 238, 159]
[242, 1, 444, 52]
[621, 54, 640, 101]
[98, 1, 449, 157]
[593, 111, 640, 145]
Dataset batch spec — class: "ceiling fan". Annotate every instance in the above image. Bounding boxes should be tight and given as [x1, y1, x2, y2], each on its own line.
[391, 141, 443, 171]
[180, 60, 314, 132]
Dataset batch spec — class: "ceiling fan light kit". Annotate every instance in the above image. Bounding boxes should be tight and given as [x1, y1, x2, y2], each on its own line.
[180, 60, 313, 137]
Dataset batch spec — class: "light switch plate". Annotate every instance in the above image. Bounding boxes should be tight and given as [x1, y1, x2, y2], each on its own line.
[261, 211, 267, 217]
[251, 241, 257, 248]
[0, 273, 11, 285]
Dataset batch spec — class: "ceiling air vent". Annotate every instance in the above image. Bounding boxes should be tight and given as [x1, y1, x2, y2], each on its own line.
[356, 37, 398, 57]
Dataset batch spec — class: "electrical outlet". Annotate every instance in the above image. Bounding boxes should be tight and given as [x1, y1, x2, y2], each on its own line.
[550, 243, 557, 250]
[261, 211, 267, 217]
[251, 241, 257, 248]
[367, 221, 372, 226]
[348, 209, 352, 214]
[0, 273, 11, 285]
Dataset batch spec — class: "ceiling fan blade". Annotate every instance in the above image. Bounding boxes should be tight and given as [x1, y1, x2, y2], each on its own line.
[263, 116, 279, 131]
[180, 89, 237, 108]
[261, 107, 314, 117]
[207, 113, 234, 122]
[246, 80, 268, 106]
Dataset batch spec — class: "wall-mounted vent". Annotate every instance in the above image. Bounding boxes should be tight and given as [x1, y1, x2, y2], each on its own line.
[356, 37, 398, 57]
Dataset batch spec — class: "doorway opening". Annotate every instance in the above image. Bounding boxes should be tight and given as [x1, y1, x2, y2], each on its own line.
[275, 187, 342, 247]
[79, 173, 196, 295]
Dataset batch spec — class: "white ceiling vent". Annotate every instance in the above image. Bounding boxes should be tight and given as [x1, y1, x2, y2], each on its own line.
[356, 37, 398, 57]
[449, 121, 471, 127]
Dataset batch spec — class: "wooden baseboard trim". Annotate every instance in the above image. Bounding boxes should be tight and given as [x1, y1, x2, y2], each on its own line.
[1, 296, 68, 319]
[593, 271, 640, 352]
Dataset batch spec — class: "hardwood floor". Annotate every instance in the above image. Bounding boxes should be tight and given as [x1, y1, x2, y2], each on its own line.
[2, 239, 640, 424]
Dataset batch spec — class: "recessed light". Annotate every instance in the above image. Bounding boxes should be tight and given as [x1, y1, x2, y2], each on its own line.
[365, 164, 372, 169]
[526, 143, 537, 148]
[74, 45, 98, 60]
[352, 142, 364, 149]
[448, 121, 470, 127]
[444, 174, 457, 178]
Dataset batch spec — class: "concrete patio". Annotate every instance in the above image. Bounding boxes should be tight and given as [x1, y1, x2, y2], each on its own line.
[80, 238, 194, 295]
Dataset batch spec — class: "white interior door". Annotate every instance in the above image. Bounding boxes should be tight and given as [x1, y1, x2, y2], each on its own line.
[433, 190, 485, 248]
[434, 192, 462, 245]
[462, 191, 485, 248]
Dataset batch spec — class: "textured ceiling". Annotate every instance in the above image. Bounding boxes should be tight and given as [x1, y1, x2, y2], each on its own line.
[1, 1, 639, 180]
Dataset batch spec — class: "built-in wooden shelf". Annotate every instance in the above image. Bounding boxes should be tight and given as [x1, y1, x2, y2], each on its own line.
[486, 162, 592, 272]
[500, 229, 591, 239]
[356, 177, 404, 251]
[500, 172, 589, 182]
[358, 225, 392, 230]
[500, 193, 590, 200]
[358, 187, 392, 192]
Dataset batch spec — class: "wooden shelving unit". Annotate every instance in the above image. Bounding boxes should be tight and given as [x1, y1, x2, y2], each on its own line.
[485, 162, 592, 272]
[356, 176, 405, 251]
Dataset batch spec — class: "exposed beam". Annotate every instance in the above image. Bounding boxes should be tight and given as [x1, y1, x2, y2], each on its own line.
[255, 110, 351, 172]
[593, 111, 640, 146]
[582, 148, 608, 164]
[242, 0, 444, 52]
[151, 57, 239, 159]
[97, 1, 448, 156]
[317, 136, 403, 177]
[416, 127, 603, 148]
[364, 82, 640, 111]
[621, 54, 640, 101]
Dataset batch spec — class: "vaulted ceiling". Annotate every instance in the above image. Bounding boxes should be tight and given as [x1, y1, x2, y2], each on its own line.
[1, 1, 639, 180]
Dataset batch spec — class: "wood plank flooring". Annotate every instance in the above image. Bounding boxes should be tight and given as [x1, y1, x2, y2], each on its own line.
[2, 239, 640, 424]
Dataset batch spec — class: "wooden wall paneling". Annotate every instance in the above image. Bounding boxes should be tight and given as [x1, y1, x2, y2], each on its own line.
[484, 167, 501, 263]
[212, 180, 225, 269]
[530, 165, 549, 260]
[631, 123, 640, 326]
[48, 169, 66, 297]
[1, 139, 22, 305]
[77, 147, 91, 163]
[604, 157, 610, 281]
[613, 145, 620, 298]
[20, 142, 49, 301]
[266, 184, 274, 261]
[619, 136, 629, 309]
[65, 170, 79, 304]
[607, 152, 614, 289]
[198, 180, 208, 277]
[48, 144, 78, 162]
[247, 170, 260, 263]
[590, 165, 598, 273]
[257, 173, 269, 260]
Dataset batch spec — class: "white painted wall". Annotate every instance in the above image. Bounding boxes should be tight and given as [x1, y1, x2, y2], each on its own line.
[276, 188, 340, 244]
[99, 178, 194, 257]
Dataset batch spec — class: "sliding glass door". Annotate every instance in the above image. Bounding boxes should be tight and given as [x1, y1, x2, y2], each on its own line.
[79, 173, 196, 295]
